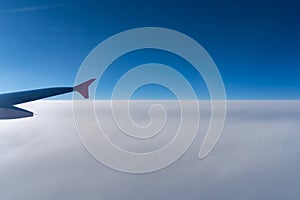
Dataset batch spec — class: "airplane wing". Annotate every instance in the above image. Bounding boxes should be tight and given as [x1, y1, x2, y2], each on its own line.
[0, 106, 33, 119]
[0, 87, 74, 107]
[0, 78, 95, 119]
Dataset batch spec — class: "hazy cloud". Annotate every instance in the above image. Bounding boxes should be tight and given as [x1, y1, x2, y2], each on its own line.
[0, 101, 299, 200]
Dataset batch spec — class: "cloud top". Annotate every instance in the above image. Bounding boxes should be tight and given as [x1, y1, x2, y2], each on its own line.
[0, 100, 299, 200]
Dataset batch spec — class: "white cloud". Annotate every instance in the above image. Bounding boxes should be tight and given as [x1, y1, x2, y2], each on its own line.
[0, 100, 300, 200]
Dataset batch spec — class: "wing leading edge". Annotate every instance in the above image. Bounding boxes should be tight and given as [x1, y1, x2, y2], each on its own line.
[0, 79, 95, 119]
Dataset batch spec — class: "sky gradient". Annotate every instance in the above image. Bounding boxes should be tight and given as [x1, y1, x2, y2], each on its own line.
[0, 0, 299, 99]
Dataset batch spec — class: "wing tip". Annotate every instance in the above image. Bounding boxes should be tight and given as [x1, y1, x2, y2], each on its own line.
[73, 78, 96, 99]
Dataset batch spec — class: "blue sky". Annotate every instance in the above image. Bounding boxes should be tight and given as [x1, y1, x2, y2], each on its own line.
[0, 0, 299, 99]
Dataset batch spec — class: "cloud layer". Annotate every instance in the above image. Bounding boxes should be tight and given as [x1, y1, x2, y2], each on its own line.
[0, 101, 300, 200]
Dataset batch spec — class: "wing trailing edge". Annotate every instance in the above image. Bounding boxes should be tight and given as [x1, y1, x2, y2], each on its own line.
[0, 106, 33, 119]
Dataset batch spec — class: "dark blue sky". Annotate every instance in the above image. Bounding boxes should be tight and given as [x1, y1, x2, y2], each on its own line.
[0, 0, 299, 99]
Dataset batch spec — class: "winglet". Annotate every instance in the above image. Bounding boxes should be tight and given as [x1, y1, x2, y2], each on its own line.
[73, 79, 96, 99]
